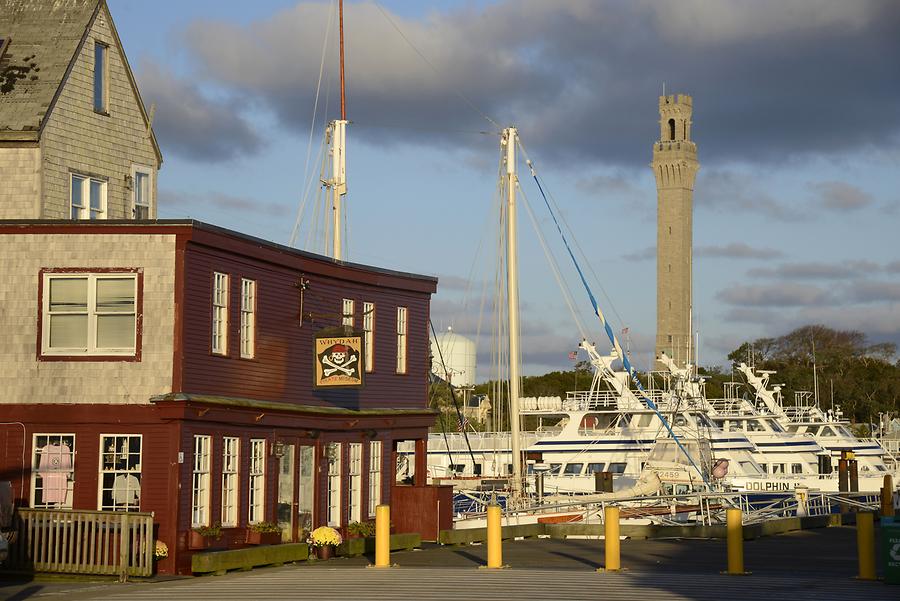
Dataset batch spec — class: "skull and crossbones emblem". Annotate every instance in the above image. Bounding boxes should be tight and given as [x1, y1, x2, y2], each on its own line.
[319, 343, 359, 378]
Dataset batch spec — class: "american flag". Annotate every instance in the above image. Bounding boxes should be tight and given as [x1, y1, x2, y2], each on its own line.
[456, 416, 468, 432]
[622, 327, 629, 335]
[568, 351, 578, 360]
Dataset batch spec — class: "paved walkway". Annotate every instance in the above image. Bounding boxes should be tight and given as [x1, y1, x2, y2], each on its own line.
[0, 526, 896, 600]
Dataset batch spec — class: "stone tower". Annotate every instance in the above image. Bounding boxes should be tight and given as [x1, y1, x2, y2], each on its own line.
[652, 94, 698, 368]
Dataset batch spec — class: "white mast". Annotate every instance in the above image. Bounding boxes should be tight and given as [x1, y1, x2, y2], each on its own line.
[503, 127, 523, 498]
[329, 0, 348, 260]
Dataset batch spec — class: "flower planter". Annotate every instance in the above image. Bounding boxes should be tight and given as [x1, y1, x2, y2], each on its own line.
[313, 544, 336, 560]
[245, 530, 281, 545]
[188, 530, 213, 550]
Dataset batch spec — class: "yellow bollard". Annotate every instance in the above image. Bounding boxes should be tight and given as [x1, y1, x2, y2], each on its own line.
[485, 504, 504, 569]
[599, 505, 621, 572]
[374, 504, 391, 568]
[882, 475, 895, 518]
[723, 507, 749, 575]
[856, 511, 876, 580]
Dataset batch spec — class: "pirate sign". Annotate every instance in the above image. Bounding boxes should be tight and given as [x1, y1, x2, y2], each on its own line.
[314, 334, 364, 387]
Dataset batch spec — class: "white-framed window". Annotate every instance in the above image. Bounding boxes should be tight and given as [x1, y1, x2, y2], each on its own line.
[42, 272, 137, 356]
[70, 174, 106, 220]
[99, 434, 141, 511]
[342, 298, 354, 327]
[348, 443, 362, 523]
[326, 442, 342, 527]
[363, 302, 374, 373]
[31, 434, 75, 508]
[240, 279, 256, 358]
[191, 435, 211, 527]
[93, 41, 108, 113]
[367, 440, 382, 517]
[248, 439, 265, 523]
[396, 306, 408, 374]
[131, 165, 153, 219]
[221, 436, 240, 527]
[212, 272, 229, 355]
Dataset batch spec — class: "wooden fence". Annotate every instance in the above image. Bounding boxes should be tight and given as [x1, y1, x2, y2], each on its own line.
[6, 509, 155, 579]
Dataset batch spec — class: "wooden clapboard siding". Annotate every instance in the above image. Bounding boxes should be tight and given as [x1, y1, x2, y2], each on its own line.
[178, 234, 435, 411]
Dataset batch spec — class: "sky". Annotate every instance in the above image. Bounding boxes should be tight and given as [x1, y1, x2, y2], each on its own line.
[108, 0, 900, 380]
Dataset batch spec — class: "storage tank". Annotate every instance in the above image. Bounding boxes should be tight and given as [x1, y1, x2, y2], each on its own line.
[430, 328, 476, 388]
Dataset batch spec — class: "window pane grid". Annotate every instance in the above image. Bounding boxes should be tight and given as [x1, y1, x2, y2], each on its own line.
[327, 443, 341, 527]
[32, 434, 75, 509]
[221, 437, 240, 527]
[349, 443, 361, 523]
[44, 274, 136, 355]
[396, 307, 408, 373]
[363, 302, 374, 372]
[70, 175, 106, 220]
[342, 298, 354, 327]
[240, 279, 255, 358]
[99, 435, 141, 511]
[191, 435, 211, 527]
[212, 272, 229, 354]
[248, 439, 265, 523]
[368, 441, 382, 517]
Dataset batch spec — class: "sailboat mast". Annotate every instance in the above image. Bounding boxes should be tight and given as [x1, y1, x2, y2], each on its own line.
[504, 127, 523, 498]
[331, 0, 348, 260]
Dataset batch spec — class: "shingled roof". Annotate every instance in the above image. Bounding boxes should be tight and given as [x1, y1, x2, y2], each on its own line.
[0, 0, 159, 161]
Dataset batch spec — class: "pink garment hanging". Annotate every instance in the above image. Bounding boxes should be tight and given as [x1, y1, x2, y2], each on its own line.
[37, 444, 72, 504]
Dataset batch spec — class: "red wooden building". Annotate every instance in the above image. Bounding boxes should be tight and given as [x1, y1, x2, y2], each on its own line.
[0, 220, 438, 574]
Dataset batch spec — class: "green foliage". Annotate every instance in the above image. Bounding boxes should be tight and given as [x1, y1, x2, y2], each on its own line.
[347, 520, 376, 538]
[725, 324, 900, 424]
[249, 521, 281, 534]
[193, 523, 222, 539]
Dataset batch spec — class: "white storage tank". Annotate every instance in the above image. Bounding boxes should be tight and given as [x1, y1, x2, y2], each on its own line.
[430, 328, 476, 388]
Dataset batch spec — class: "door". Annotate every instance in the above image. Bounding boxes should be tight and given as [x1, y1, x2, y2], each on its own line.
[277, 444, 295, 542]
[298, 445, 315, 536]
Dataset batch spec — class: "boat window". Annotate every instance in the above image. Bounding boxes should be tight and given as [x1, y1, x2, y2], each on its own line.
[563, 463, 584, 476]
[586, 463, 605, 474]
[875, 465, 886, 472]
[638, 414, 653, 427]
[760, 463, 768, 473]
[728, 421, 742, 432]
[673, 415, 687, 427]
[772, 463, 786, 474]
[608, 463, 627, 474]
[769, 420, 785, 433]
[506, 464, 513, 474]
[739, 461, 762, 475]
[697, 414, 714, 428]
[549, 463, 562, 475]
[837, 426, 852, 437]
[746, 421, 765, 432]
[819, 427, 836, 437]
[791, 463, 803, 474]
[675, 484, 690, 495]
[453, 464, 465, 474]
[618, 414, 633, 427]
[808, 426, 821, 436]
[474, 464, 482, 476]
[786, 425, 799, 433]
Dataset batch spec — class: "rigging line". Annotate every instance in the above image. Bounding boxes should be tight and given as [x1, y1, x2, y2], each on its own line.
[429, 319, 478, 468]
[518, 183, 589, 340]
[290, 0, 337, 247]
[516, 144, 630, 330]
[293, 135, 328, 248]
[372, 1, 501, 130]
[525, 156, 709, 486]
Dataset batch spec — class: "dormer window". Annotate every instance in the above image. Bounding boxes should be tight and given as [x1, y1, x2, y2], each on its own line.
[93, 41, 108, 113]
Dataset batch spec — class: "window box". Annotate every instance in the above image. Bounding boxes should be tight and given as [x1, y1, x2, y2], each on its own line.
[188, 530, 212, 550]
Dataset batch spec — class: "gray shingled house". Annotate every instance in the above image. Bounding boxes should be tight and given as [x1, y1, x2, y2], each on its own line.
[0, 0, 162, 220]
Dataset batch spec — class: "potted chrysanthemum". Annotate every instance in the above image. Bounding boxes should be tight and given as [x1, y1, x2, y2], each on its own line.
[307, 526, 342, 560]
[246, 521, 282, 545]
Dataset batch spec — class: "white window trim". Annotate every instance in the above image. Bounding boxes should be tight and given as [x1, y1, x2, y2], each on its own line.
[367, 440, 382, 518]
[191, 435, 211, 527]
[41, 272, 137, 356]
[248, 439, 266, 524]
[30, 433, 75, 509]
[348, 443, 362, 523]
[342, 298, 354, 328]
[98, 434, 142, 512]
[70, 173, 107, 220]
[212, 272, 229, 355]
[327, 442, 342, 527]
[363, 302, 374, 373]
[221, 436, 240, 527]
[240, 278, 256, 359]
[396, 306, 408, 374]
[130, 164, 154, 219]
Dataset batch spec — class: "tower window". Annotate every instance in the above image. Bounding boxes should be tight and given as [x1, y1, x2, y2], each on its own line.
[668, 264, 671, 273]
[668, 119, 676, 141]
